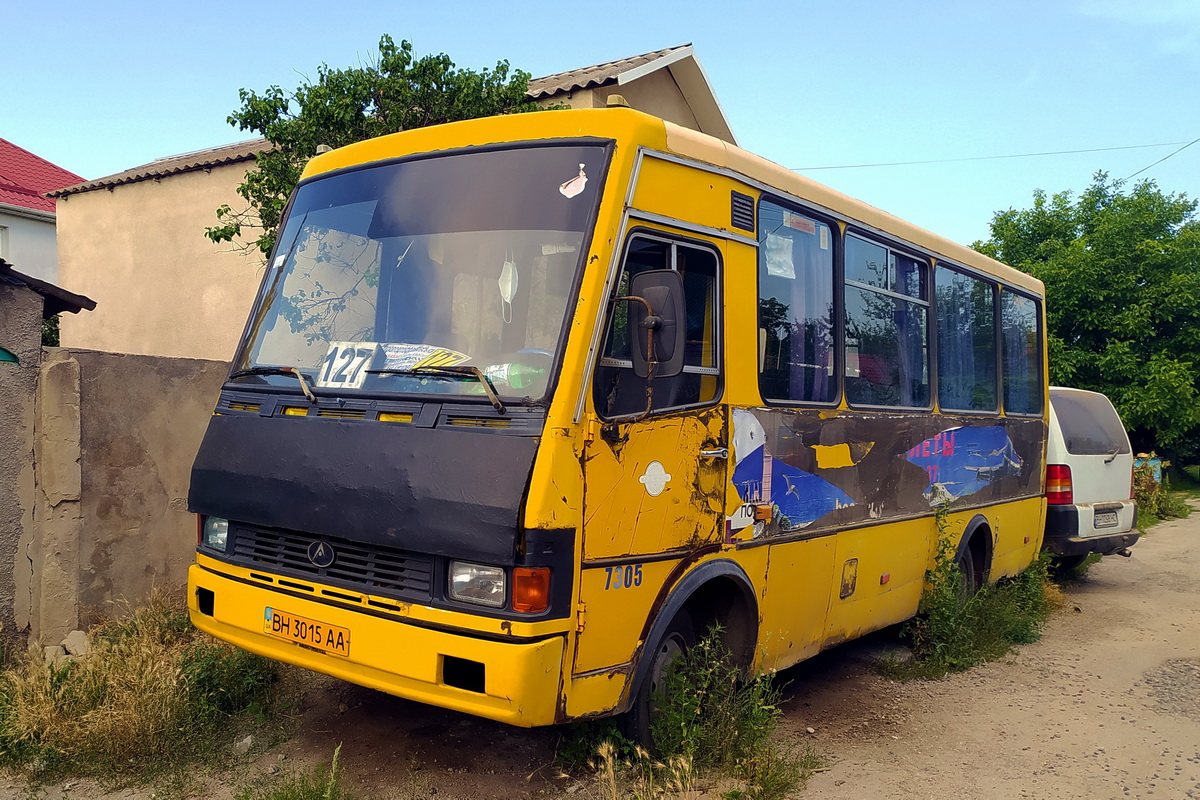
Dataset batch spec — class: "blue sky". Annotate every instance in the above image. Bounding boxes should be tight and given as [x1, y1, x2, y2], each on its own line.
[7, 0, 1198, 246]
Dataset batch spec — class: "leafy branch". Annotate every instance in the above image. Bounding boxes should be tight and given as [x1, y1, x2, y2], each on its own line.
[206, 35, 549, 260]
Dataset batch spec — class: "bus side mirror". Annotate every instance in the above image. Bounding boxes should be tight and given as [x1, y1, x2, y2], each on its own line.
[628, 269, 685, 380]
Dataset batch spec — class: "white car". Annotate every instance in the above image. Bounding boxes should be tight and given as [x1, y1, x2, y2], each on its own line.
[1044, 386, 1139, 569]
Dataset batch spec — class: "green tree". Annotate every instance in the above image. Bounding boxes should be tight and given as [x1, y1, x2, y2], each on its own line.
[206, 35, 547, 258]
[974, 172, 1200, 454]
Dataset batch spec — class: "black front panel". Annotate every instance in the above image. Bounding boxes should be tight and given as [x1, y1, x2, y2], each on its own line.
[189, 412, 539, 564]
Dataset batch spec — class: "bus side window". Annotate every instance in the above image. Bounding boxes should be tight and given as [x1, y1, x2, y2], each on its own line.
[593, 234, 720, 418]
[757, 200, 837, 404]
[1001, 289, 1043, 415]
[935, 265, 998, 412]
[844, 235, 930, 408]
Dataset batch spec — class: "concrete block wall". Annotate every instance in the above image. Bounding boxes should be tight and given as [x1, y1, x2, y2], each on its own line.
[2, 343, 228, 648]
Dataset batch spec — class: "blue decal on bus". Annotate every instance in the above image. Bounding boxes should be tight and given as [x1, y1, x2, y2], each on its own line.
[730, 409, 855, 535]
[905, 426, 1023, 504]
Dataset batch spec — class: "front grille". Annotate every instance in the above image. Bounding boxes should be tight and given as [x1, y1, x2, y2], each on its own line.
[229, 525, 434, 601]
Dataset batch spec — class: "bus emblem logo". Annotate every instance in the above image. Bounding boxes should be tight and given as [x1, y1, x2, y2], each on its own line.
[307, 541, 336, 568]
[638, 461, 672, 497]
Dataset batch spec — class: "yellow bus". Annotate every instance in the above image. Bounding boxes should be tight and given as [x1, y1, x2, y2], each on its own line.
[187, 107, 1046, 741]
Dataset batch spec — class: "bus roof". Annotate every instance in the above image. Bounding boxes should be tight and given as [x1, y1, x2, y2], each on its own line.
[302, 108, 1042, 295]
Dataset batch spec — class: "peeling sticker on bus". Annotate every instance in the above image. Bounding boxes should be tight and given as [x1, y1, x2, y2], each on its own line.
[559, 163, 588, 198]
[729, 409, 855, 538]
[904, 426, 1023, 506]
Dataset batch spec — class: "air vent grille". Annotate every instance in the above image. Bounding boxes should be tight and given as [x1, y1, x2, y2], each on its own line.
[731, 190, 755, 232]
[229, 525, 434, 601]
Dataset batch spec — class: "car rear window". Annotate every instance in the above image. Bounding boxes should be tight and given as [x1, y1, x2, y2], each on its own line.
[1050, 390, 1131, 455]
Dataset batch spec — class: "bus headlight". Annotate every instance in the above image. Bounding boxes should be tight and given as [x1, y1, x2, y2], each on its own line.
[201, 516, 230, 552]
[449, 561, 506, 608]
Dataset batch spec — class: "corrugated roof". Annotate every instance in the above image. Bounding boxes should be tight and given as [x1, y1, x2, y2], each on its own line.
[0, 138, 85, 213]
[527, 44, 691, 99]
[52, 138, 269, 198]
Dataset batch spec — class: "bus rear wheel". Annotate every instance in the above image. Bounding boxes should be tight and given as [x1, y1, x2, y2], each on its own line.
[623, 609, 695, 748]
[957, 545, 982, 600]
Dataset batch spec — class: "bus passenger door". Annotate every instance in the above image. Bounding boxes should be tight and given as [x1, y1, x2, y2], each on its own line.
[574, 231, 728, 676]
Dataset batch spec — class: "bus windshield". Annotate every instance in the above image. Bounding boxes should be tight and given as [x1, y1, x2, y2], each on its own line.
[234, 143, 608, 401]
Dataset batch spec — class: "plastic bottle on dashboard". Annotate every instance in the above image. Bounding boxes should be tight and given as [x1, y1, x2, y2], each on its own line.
[483, 362, 545, 390]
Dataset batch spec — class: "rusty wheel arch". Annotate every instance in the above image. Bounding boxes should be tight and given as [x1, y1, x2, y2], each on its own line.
[619, 556, 759, 712]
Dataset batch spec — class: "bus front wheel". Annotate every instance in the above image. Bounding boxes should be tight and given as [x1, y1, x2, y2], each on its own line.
[623, 608, 695, 748]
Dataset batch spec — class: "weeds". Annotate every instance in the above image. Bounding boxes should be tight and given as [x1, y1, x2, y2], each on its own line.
[883, 510, 1058, 680]
[650, 627, 780, 772]
[0, 594, 278, 785]
[573, 627, 822, 800]
[235, 745, 352, 800]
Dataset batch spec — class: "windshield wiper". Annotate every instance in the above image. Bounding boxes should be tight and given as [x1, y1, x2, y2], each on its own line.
[366, 365, 506, 414]
[229, 366, 317, 404]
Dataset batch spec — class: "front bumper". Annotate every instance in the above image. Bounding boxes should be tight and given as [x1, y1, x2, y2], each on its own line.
[188, 562, 566, 727]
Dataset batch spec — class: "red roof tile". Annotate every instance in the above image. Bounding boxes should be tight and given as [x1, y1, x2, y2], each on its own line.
[0, 138, 85, 214]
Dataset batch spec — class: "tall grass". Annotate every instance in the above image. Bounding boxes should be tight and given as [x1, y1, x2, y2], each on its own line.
[0, 594, 277, 783]
[884, 513, 1060, 680]
[574, 627, 822, 800]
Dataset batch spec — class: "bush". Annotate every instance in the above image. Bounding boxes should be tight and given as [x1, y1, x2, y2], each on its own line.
[650, 627, 780, 772]
[886, 512, 1058, 680]
[1135, 454, 1190, 524]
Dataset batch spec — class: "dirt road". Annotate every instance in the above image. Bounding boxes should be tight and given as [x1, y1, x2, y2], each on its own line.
[783, 512, 1200, 800]
[7, 513, 1198, 799]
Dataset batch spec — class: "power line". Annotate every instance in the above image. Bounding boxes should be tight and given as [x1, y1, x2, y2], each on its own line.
[791, 141, 1193, 172]
[1123, 137, 1200, 181]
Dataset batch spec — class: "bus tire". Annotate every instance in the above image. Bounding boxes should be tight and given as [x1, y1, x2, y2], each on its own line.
[956, 543, 982, 599]
[622, 608, 695, 748]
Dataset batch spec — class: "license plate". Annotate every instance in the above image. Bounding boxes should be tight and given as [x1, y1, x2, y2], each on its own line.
[1094, 511, 1119, 529]
[264, 607, 350, 657]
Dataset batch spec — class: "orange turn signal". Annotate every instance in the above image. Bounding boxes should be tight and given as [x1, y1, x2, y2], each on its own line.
[512, 567, 551, 614]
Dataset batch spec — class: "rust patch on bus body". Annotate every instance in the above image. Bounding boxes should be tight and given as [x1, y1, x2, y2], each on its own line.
[839, 558, 859, 599]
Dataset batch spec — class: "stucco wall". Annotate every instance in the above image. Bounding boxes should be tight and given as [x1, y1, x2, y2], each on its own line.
[0, 209, 59, 284]
[72, 350, 228, 629]
[55, 164, 263, 362]
[0, 281, 42, 651]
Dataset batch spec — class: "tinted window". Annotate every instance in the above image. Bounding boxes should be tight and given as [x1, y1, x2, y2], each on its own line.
[757, 200, 836, 403]
[1001, 290, 1043, 415]
[235, 144, 605, 401]
[845, 235, 929, 407]
[1051, 390, 1131, 455]
[936, 266, 997, 411]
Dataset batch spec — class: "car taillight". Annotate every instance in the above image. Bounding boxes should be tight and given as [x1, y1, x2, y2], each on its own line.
[1130, 465, 1136, 501]
[1046, 464, 1073, 505]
